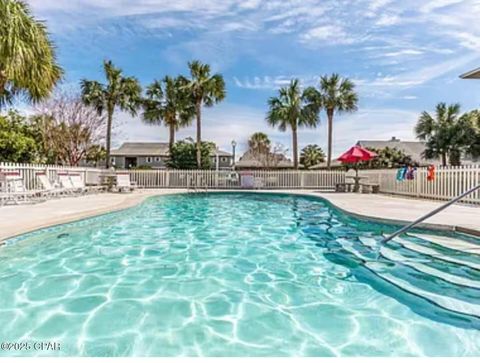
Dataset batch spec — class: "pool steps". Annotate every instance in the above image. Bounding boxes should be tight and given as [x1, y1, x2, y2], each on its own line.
[334, 233, 480, 321]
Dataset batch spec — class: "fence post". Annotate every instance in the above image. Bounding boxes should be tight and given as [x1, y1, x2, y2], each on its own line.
[416, 168, 421, 197]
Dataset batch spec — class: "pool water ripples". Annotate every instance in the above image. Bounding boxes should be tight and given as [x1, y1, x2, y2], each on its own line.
[0, 192, 480, 356]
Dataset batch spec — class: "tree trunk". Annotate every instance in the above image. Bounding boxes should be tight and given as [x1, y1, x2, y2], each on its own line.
[0, 69, 7, 109]
[327, 108, 334, 169]
[292, 126, 298, 169]
[449, 150, 461, 166]
[195, 101, 202, 169]
[169, 123, 175, 152]
[105, 109, 113, 169]
[441, 152, 447, 167]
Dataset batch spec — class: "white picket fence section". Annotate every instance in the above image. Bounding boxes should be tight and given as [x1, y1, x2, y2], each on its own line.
[0, 162, 98, 191]
[128, 169, 346, 190]
[359, 164, 480, 204]
[2, 162, 480, 204]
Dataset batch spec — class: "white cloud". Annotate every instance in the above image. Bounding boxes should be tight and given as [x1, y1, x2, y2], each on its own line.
[300, 25, 354, 44]
[233, 76, 320, 90]
[359, 53, 480, 89]
[383, 49, 424, 57]
[29, 0, 480, 56]
[419, 0, 465, 13]
[375, 14, 401, 26]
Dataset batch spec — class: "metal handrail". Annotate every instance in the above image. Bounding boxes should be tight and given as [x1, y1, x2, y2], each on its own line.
[381, 184, 480, 244]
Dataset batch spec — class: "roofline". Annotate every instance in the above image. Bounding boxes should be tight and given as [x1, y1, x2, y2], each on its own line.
[460, 67, 480, 79]
[111, 151, 232, 157]
[111, 152, 169, 157]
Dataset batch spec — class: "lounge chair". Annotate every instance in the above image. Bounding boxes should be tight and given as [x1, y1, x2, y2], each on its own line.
[70, 174, 92, 194]
[36, 172, 68, 198]
[70, 173, 106, 194]
[116, 173, 136, 192]
[1, 172, 44, 205]
[58, 173, 84, 196]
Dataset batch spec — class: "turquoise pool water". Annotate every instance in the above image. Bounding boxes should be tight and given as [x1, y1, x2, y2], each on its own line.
[1, 192, 480, 356]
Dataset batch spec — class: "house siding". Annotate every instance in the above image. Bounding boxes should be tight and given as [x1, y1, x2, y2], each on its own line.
[112, 155, 233, 169]
[210, 156, 233, 169]
[110, 142, 233, 169]
[112, 156, 169, 169]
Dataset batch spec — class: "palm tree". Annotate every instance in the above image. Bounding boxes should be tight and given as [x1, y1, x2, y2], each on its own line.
[317, 74, 358, 168]
[248, 132, 271, 154]
[415, 103, 473, 166]
[0, 0, 62, 108]
[266, 79, 320, 169]
[184, 60, 226, 168]
[300, 144, 325, 169]
[81, 60, 141, 168]
[142, 76, 195, 151]
[464, 110, 480, 160]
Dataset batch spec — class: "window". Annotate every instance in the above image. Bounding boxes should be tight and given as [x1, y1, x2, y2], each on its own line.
[110, 157, 115, 164]
[146, 157, 153, 163]
[221, 157, 228, 162]
[155, 156, 161, 162]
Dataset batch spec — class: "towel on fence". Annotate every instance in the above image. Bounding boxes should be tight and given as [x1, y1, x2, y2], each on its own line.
[427, 165, 435, 181]
[406, 166, 416, 180]
[396, 167, 407, 181]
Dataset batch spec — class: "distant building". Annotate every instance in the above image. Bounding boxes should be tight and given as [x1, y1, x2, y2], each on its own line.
[235, 150, 294, 169]
[357, 136, 478, 166]
[110, 142, 233, 169]
[356, 137, 439, 166]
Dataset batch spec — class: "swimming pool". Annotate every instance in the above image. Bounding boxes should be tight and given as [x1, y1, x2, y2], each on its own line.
[1, 192, 480, 356]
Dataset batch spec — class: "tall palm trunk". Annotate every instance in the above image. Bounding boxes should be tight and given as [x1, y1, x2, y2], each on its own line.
[326, 108, 334, 169]
[168, 123, 175, 152]
[105, 109, 113, 169]
[0, 69, 6, 94]
[292, 125, 298, 169]
[0, 69, 7, 106]
[195, 101, 202, 168]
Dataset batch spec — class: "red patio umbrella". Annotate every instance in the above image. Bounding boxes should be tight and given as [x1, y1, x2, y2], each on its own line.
[338, 146, 377, 188]
[338, 145, 377, 165]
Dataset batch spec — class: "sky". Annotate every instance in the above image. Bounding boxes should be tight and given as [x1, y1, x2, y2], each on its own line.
[27, 0, 480, 158]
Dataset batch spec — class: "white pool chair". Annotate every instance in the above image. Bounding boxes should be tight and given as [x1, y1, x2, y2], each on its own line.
[116, 173, 136, 192]
[69, 174, 92, 194]
[58, 173, 83, 196]
[36, 172, 68, 198]
[2, 172, 44, 204]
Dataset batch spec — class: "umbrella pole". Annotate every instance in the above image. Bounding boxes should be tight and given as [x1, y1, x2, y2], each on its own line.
[355, 164, 359, 192]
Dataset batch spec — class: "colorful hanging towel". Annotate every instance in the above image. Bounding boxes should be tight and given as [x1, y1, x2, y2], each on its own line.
[396, 167, 406, 181]
[427, 165, 435, 181]
[406, 166, 415, 180]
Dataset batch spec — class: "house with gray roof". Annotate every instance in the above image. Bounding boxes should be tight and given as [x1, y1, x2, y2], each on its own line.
[235, 150, 294, 169]
[356, 137, 439, 166]
[357, 137, 478, 166]
[110, 142, 233, 169]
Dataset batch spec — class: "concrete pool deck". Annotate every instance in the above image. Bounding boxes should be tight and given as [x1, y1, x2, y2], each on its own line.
[1, 189, 479, 242]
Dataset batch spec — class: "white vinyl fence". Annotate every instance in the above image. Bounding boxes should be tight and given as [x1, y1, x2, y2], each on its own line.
[128, 169, 346, 190]
[0, 162, 99, 191]
[359, 164, 480, 204]
[2, 162, 479, 204]
[0, 163, 346, 191]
